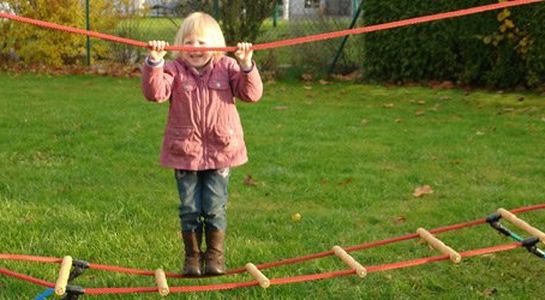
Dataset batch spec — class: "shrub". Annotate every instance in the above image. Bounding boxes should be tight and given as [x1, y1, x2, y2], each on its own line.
[361, 0, 545, 89]
[0, 0, 134, 66]
[218, 0, 276, 44]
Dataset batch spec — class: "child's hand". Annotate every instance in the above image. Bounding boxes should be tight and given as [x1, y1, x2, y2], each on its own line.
[148, 40, 169, 63]
[234, 42, 253, 71]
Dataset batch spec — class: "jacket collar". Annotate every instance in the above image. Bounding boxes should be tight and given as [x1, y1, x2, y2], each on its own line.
[177, 56, 218, 77]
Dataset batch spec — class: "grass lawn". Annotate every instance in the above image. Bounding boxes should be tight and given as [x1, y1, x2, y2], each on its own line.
[0, 73, 544, 299]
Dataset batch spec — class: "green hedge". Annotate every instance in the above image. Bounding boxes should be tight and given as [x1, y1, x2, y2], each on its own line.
[361, 0, 545, 89]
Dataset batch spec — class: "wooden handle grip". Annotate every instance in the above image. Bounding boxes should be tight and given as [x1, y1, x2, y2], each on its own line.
[332, 246, 367, 278]
[155, 269, 169, 296]
[55, 256, 73, 296]
[417, 228, 462, 263]
[498, 208, 545, 243]
[245, 263, 270, 288]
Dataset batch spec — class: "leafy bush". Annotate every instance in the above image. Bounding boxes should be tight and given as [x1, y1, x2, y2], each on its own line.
[218, 0, 276, 44]
[361, 0, 545, 89]
[0, 0, 134, 66]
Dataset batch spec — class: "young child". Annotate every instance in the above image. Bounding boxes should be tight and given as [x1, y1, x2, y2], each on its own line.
[141, 12, 263, 276]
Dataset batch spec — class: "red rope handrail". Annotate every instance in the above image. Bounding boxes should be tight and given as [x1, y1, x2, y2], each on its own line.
[0, 0, 542, 52]
[0, 242, 526, 295]
[1, 203, 544, 278]
[1, 204, 543, 295]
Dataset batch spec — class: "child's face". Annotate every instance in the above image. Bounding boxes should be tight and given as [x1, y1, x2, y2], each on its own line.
[181, 34, 213, 70]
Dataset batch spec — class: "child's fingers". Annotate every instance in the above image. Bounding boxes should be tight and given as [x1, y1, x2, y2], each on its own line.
[237, 42, 252, 53]
[148, 40, 168, 51]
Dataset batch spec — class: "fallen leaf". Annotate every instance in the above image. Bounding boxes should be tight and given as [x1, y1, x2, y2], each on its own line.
[338, 178, 353, 186]
[382, 103, 394, 108]
[319, 79, 330, 85]
[303, 85, 312, 90]
[394, 216, 406, 224]
[331, 71, 361, 81]
[415, 110, 426, 116]
[244, 175, 257, 186]
[417, 100, 426, 105]
[413, 185, 433, 197]
[482, 287, 497, 297]
[301, 73, 313, 81]
[430, 81, 454, 89]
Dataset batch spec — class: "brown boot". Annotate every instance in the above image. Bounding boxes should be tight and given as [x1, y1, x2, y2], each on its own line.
[182, 231, 202, 276]
[204, 230, 225, 275]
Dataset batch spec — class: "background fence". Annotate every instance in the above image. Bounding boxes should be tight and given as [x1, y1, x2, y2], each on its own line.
[2, 1, 543, 88]
[109, 0, 364, 77]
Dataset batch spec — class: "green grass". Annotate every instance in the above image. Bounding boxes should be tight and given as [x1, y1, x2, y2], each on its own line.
[0, 73, 544, 299]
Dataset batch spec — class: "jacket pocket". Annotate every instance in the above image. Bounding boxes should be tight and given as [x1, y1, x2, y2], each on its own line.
[212, 126, 239, 152]
[208, 74, 234, 103]
[208, 74, 230, 91]
[168, 126, 200, 156]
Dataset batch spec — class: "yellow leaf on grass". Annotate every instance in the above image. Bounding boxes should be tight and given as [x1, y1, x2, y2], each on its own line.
[413, 185, 433, 197]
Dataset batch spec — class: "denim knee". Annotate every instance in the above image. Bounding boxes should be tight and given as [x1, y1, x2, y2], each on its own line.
[175, 170, 202, 232]
[201, 168, 229, 231]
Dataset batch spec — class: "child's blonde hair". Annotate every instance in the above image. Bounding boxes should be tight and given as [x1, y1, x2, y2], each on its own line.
[174, 12, 226, 59]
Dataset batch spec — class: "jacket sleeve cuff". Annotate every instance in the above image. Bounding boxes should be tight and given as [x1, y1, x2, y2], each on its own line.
[242, 61, 256, 73]
[145, 56, 165, 68]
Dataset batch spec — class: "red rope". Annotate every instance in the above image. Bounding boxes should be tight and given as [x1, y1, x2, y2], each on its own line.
[1, 203, 543, 278]
[81, 242, 523, 295]
[1, 202, 543, 295]
[0, 0, 541, 52]
[0, 268, 55, 288]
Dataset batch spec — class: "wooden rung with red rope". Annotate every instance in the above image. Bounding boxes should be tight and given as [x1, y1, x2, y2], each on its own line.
[54, 256, 72, 296]
[155, 269, 169, 296]
[245, 263, 270, 288]
[417, 228, 462, 263]
[332, 246, 367, 278]
[498, 208, 545, 244]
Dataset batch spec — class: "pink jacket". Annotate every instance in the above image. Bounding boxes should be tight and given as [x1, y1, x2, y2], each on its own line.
[142, 56, 263, 170]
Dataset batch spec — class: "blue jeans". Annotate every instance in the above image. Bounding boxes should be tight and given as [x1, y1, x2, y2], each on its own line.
[175, 168, 230, 232]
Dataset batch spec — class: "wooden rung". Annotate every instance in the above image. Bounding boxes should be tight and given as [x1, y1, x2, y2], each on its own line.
[498, 208, 545, 244]
[332, 246, 367, 278]
[155, 269, 169, 296]
[417, 228, 462, 264]
[55, 256, 73, 296]
[245, 263, 270, 288]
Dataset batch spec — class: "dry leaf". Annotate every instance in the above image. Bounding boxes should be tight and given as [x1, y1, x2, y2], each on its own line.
[394, 216, 407, 224]
[415, 110, 426, 116]
[482, 287, 497, 297]
[303, 85, 312, 90]
[417, 100, 426, 105]
[244, 175, 257, 186]
[382, 103, 394, 108]
[413, 185, 433, 197]
[338, 178, 353, 186]
[301, 73, 313, 81]
[319, 79, 330, 85]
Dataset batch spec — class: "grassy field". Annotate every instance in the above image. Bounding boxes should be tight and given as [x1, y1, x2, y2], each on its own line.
[0, 73, 544, 299]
